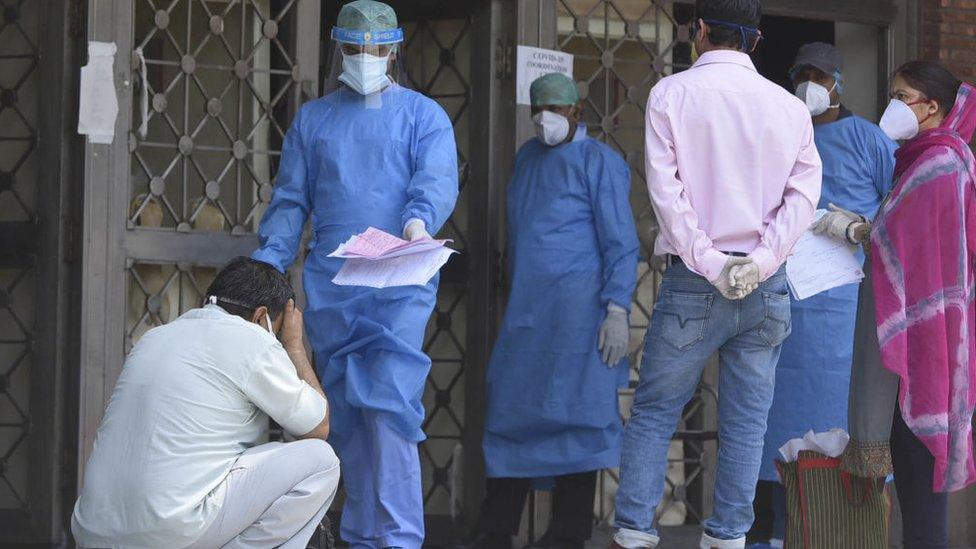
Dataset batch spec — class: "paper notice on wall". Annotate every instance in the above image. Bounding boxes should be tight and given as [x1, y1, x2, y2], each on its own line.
[78, 41, 119, 144]
[515, 45, 574, 106]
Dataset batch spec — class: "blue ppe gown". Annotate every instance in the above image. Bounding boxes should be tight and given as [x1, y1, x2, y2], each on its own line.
[483, 124, 639, 478]
[252, 84, 458, 548]
[758, 110, 896, 481]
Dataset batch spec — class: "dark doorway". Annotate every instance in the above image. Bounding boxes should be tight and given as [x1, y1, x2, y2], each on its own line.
[751, 15, 834, 92]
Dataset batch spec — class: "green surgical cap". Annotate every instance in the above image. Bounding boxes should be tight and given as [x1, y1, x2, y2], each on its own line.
[530, 73, 579, 106]
[337, 0, 398, 32]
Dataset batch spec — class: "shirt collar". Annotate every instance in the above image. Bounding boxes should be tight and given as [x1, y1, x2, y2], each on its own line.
[572, 122, 587, 142]
[185, 304, 275, 338]
[692, 50, 757, 72]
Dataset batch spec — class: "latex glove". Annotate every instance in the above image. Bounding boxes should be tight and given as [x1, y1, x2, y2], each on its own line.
[730, 261, 760, 297]
[711, 256, 754, 300]
[811, 203, 866, 243]
[598, 303, 629, 366]
[403, 218, 431, 241]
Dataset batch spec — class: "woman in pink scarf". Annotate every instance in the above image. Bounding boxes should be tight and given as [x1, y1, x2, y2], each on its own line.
[820, 61, 976, 548]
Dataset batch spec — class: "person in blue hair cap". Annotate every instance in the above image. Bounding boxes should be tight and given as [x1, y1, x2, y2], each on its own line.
[451, 72, 638, 549]
[747, 42, 897, 549]
[251, 1, 459, 547]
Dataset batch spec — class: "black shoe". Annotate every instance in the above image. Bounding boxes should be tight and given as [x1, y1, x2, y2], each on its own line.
[448, 532, 514, 549]
[306, 516, 335, 549]
[524, 531, 585, 549]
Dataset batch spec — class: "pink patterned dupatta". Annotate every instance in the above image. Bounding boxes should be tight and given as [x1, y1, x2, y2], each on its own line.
[870, 83, 976, 492]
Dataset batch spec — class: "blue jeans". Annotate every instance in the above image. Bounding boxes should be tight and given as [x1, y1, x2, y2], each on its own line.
[614, 263, 792, 544]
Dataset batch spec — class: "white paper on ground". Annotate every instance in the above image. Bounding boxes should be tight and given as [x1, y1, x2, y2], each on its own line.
[778, 428, 850, 463]
[332, 247, 456, 288]
[786, 210, 864, 300]
[78, 41, 119, 144]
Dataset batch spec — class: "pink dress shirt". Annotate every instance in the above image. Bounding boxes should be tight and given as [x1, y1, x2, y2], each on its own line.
[645, 50, 822, 282]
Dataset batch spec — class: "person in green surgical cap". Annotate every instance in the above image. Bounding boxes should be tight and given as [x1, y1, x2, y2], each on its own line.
[450, 72, 639, 549]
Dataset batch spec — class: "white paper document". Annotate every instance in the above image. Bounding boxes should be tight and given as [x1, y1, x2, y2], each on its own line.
[78, 41, 119, 144]
[786, 211, 864, 300]
[330, 227, 457, 288]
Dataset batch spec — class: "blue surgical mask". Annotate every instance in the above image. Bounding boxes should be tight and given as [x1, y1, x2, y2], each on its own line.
[339, 52, 391, 95]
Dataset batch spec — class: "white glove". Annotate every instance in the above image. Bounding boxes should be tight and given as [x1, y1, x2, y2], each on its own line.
[403, 219, 431, 241]
[598, 303, 629, 366]
[730, 261, 760, 297]
[811, 203, 866, 243]
[711, 256, 755, 300]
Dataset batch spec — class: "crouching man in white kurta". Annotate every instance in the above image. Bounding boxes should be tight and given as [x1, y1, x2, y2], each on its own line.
[72, 257, 339, 549]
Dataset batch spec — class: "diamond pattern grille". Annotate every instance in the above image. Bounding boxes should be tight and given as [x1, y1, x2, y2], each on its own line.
[401, 16, 472, 519]
[130, 0, 302, 234]
[554, 0, 712, 526]
[125, 0, 305, 348]
[0, 0, 37, 512]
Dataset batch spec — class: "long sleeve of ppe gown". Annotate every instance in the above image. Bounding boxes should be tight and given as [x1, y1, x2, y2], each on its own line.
[587, 146, 640, 311]
[400, 106, 459, 234]
[253, 107, 312, 273]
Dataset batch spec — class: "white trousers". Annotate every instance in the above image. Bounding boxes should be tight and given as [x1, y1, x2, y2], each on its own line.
[187, 439, 341, 549]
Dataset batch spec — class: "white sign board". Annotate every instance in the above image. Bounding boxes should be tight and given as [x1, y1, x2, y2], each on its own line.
[516, 45, 574, 106]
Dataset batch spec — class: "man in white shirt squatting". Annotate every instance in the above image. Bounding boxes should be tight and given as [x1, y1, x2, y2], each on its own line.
[71, 257, 338, 549]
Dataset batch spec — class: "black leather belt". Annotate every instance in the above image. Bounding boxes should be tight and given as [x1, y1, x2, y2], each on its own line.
[667, 251, 747, 265]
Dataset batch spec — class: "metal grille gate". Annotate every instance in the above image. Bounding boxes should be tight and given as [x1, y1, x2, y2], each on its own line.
[0, 0, 76, 542]
[79, 0, 321, 472]
[550, 0, 719, 527]
[0, 0, 41, 523]
[82, 0, 486, 537]
[401, 14, 473, 523]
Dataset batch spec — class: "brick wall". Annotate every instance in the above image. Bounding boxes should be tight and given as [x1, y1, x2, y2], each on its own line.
[918, 0, 976, 81]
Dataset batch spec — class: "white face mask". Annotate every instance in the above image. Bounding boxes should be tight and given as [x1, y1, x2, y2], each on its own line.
[795, 80, 837, 116]
[339, 52, 391, 95]
[265, 314, 274, 335]
[879, 99, 921, 141]
[532, 110, 571, 146]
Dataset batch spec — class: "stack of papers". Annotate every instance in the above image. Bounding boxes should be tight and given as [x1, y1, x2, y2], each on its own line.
[786, 210, 864, 300]
[329, 227, 457, 288]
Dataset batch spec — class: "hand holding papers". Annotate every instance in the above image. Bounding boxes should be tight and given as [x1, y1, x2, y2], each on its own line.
[786, 210, 864, 300]
[329, 227, 457, 288]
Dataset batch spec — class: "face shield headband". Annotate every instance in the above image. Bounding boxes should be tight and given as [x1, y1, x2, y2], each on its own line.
[331, 27, 404, 46]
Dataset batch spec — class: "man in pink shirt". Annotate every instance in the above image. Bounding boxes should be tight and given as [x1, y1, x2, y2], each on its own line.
[612, 0, 822, 548]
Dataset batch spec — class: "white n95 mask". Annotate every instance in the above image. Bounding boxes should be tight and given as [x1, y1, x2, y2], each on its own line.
[532, 110, 570, 146]
[339, 52, 391, 95]
[879, 99, 922, 141]
[795, 81, 837, 116]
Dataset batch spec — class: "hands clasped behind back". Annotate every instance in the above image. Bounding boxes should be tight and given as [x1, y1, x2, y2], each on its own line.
[711, 256, 760, 300]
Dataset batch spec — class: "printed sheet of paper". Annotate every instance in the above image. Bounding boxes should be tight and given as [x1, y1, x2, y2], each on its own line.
[329, 227, 450, 260]
[78, 41, 119, 144]
[332, 247, 456, 288]
[329, 227, 457, 288]
[786, 210, 864, 300]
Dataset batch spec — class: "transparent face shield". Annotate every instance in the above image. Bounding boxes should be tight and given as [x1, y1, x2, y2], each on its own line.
[323, 26, 409, 108]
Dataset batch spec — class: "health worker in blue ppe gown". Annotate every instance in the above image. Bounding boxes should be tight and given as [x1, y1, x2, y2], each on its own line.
[451, 73, 639, 549]
[251, 1, 458, 547]
[747, 43, 896, 548]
